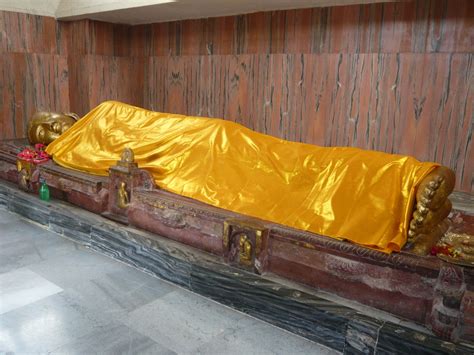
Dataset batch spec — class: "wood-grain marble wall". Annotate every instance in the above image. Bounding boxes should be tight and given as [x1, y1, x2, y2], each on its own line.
[1, 0, 473, 191]
[140, 0, 474, 192]
[0, 12, 143, 137]
[61, 19, 145, 117]
[132, 0, 473, 56]
[0, 12, 69, 139]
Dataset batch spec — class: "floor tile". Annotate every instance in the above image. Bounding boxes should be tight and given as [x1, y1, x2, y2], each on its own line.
[0, 219, 48, 246]
[62, 268, 177, 321]
[191, 316, 340, 355]
[123, 289, 246, 353]
[0, 268, 62, 315]
[0, 230, 78, 274]
[30, 247, 131, 289]
[0, 292, 111, 353]
[50, 323, 176, 355]
[0, 209, 20, 224]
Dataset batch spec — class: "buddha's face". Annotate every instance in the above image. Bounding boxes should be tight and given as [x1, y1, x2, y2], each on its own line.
[27, 112, 78, 145]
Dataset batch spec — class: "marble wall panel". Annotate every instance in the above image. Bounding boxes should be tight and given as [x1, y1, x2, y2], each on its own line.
[85, 55, 145, 112]
[87, 21, 117, 56]
[61, 19, 132, 56]
[0, 11, 67, 54]
[129, 25, 151, 57]
[60, 20, 91, 56]
[0, 11, 141, 121]
[134, 0, 473, 56]
[0, 12, 131, 57]
[0, 53, 69, 140]
[67, 55, 91, 118]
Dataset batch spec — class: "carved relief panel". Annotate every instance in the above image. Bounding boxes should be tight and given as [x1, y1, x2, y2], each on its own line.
[105, 148, 156, 224]
[16, 159, 39, 192]
[223, 218, 269, 274]
[105, 148, 137, 224]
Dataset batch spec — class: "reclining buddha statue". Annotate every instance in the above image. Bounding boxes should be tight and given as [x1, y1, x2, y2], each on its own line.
[42, 101, 455, 254]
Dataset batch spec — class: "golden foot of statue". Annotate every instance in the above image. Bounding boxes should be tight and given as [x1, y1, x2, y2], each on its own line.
[408, 166, 456, 255]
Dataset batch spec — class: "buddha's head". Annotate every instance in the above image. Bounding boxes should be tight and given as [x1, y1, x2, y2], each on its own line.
[27, 112, 79, 145]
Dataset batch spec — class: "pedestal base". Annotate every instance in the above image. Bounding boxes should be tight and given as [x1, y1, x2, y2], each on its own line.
[1, 180, 473, 354]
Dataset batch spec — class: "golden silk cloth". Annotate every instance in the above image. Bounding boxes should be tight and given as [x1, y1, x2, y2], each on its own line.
[46, 101, 437, 253]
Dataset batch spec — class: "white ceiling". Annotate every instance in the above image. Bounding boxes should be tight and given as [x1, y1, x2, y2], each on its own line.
[1, 0, 398, 24]
[0, 0, 62, 17]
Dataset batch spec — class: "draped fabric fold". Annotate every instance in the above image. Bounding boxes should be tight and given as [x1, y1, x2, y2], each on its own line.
[46, 101, 437, 253]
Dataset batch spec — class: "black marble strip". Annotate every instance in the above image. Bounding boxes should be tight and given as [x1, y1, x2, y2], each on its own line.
[344, 314, 382, 354]
[1, 180, 473, 354]
[376, 322, 471, 355]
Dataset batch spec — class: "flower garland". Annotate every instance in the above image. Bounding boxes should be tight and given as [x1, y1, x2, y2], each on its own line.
[17, 144, 50, 164]
[430, 244, 459, 257]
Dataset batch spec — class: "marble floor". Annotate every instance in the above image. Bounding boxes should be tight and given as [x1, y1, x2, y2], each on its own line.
[0, 208, 337, 355]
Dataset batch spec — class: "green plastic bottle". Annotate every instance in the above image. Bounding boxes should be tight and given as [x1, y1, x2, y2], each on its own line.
[39, 178, 50, 201]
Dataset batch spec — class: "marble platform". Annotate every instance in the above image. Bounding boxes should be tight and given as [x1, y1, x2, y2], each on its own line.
[1, 180, 473, 354]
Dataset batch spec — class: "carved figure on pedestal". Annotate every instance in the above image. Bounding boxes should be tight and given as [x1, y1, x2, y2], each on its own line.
[238, 234, 253, 266]
[16, 160, 31, 191]
[223, 219, 268, 272]
[119, 148, 135, 166]
[117, 181, 130, 209]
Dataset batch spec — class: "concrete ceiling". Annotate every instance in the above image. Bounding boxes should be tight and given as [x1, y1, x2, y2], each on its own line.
[0, 0, 62, 17]
[1, 0, 399, 25]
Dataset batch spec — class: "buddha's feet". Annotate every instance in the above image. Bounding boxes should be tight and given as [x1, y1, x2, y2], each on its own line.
[408, 166, 456, 255]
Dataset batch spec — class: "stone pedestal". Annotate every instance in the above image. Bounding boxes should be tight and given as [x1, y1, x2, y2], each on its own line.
[1, 180, 474, 353]
[103, 148, 155, 224]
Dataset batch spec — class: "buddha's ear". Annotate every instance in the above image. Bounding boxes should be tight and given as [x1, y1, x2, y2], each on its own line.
[63, 112, 80, 121]
[36, 124, 47, 140]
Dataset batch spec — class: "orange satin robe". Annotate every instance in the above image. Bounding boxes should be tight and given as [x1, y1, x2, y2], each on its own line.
[46, 101, 437, 253]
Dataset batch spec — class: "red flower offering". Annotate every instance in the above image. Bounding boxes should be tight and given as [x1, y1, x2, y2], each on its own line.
[17, 145, 50, 164]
